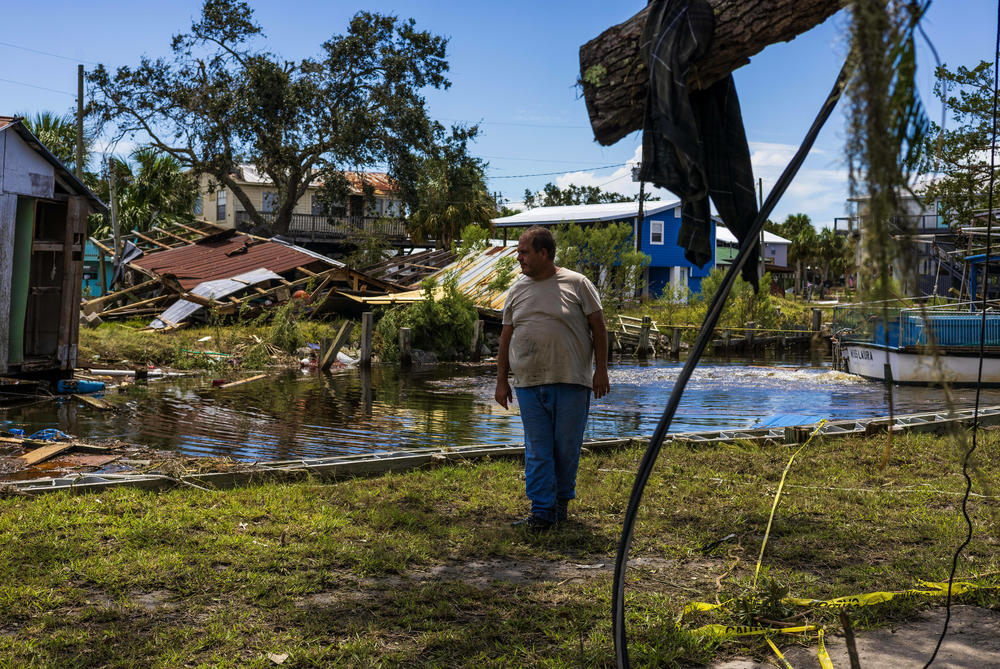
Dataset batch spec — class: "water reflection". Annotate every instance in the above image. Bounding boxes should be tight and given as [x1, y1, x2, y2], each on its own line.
[2, 358, 997, 461]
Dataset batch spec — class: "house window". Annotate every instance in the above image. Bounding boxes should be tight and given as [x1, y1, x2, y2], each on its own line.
[216, 190, 226, 221]
[650, 220, 664, 245]
[311, 195, 326, 216]
[193, 195, 203, 216]
[261, 191, 279, 214]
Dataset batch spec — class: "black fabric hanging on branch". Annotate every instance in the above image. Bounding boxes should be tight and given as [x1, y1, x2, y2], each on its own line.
[638, 0, 761, 287]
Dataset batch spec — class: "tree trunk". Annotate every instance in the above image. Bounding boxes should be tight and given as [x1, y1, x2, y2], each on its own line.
[579, 0, 849, 146]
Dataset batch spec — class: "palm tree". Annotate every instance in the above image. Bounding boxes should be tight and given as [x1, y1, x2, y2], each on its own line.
[20, 111, 84, 171]
[91, 148, 197, 238]
[406, 127, 496, 250]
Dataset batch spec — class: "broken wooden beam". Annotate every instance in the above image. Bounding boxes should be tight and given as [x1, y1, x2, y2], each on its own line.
[20, 442, 76, 466]
[579, 0, 849, 145]
[321, 321, 355, 371]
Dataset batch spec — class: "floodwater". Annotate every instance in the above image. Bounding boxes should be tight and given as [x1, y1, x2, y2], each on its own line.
[3, 358, 998, 461]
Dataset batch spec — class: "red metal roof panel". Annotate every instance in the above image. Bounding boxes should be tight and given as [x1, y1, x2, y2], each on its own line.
[130, 234, 331, 290]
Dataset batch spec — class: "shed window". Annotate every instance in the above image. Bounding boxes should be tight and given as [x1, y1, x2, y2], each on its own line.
[216, 190, 226, 221]
[650, 220, 664, 245]
[193, 195, 203, 216]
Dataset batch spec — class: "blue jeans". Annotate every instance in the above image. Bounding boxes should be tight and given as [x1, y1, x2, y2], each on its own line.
[515, 383, 591, 522]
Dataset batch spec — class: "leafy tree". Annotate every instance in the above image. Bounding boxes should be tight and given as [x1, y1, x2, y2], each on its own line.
[554, 222, 650, 304]
[915, 60, 999, 226]
[405, 126, 496, 250]
[766, 213, 818, 294]
[88, 0, 449, 236]
[523, 182, 660, 208]
[90, 148, 197, 237]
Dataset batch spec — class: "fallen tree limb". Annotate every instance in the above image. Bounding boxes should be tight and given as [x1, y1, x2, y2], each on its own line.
[579, 0, 849, 146]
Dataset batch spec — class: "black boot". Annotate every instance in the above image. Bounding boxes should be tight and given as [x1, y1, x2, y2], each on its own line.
[556, 499, 570, 523]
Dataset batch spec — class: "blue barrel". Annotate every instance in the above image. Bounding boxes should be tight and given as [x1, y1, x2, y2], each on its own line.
[56, 379, 106, 394]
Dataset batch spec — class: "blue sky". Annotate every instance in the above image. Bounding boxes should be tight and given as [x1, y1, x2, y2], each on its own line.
[1, 1, 995, 229]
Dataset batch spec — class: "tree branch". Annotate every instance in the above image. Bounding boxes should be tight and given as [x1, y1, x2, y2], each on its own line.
[579, 0, 849, 146]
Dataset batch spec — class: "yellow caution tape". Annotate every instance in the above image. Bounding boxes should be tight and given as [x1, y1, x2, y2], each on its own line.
[767, 638, 796, 669]
[754, 419, 827, 587]
[783, 580, 996, 609]
[695, 623, 817, 639]
[817, 629, 834, 669]
[682, 601, 725, 616]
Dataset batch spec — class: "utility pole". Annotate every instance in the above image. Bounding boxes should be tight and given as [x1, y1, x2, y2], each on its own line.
[75, 65, 84, 180]
[758, 177, 765, 284]
[108, 156, 119, 268]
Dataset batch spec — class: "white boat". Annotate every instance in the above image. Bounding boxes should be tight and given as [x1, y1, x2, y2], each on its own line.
[834, 302, 1000, 386]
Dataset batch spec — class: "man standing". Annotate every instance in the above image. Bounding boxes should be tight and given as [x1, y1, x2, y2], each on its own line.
[495, 226, 610, 529]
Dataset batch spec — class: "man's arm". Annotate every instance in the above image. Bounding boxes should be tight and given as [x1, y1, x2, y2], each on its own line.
[494, 324, 514, 409]
[588, 311, 610, 399]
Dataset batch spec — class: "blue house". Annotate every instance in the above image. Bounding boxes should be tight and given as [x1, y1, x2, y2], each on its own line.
[491, 201, 715, 298]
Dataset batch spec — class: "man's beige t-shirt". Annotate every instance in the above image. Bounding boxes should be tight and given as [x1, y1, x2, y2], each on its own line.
[502, 267, 602, 388]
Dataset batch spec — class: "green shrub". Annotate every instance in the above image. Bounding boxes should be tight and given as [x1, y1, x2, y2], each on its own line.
[374, 274, 477, 361]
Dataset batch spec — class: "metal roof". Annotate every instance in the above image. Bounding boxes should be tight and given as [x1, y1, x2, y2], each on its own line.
[233, 164, 398, 195]
[715, 226, 791, 245]
[130, 232, 340, 290]
[0, 116, 107, 213]
[347, 245, 522, 311]
[150, 268, 284, 329]
[492, 201, 680, 227]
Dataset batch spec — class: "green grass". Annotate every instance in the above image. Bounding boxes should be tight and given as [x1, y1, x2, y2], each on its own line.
[0, 430, 996, 666]
[78, 318, 356, 371]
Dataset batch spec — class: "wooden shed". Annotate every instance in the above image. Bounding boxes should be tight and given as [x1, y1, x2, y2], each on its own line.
[0, 116, 106, 378]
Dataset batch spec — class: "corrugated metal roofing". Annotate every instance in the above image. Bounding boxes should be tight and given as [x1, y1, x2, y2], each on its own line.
[150, 268, 284, 329]
[715, 226, 791, 245]
[492, 201, 680, 227]
[349, 245, 522, 311]
[130, 232, 339, 290]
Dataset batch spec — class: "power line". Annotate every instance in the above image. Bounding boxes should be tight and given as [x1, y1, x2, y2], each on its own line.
[0, 40, 100, 66]
[489, 162, 629, 179]
[439, 117, 589, 129]
[0, 76, 75, 96]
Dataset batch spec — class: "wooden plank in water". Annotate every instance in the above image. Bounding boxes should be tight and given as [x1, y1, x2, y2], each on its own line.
[73, 394, 116, 411]
[20, 442, 75, 466]
[217, 374, 268, 389]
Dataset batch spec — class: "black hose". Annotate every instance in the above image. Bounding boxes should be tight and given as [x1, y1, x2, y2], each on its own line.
[612, 60, 850, 668]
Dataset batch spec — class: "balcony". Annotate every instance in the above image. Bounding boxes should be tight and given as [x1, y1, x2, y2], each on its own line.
[235, 211, 409, 244]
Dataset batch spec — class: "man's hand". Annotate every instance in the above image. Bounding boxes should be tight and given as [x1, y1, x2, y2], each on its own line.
[592, 368, 609, 399]
[495, 377, 513, 409]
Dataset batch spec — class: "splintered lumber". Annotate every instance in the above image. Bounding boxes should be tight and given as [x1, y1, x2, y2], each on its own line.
[579, 0, 849, 145]
[217, 374, 268, 389]
[73, 394, 116, 411]
[20, 442, 76, 466]
[81, 277, 163, 311]
[321, 321, 354, 371]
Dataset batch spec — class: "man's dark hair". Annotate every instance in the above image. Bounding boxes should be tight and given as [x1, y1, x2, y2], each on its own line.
[523, 225, 556, 260]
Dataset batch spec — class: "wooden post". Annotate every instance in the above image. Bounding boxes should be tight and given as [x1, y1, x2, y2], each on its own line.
[320, 321, 354, 371]
[470, 320, 484, 362]
[637, 315, 652, 359]
[812, 308, 822, 333]
[722, 328, 731, 355]
[360, 312, 373, 366]
[607, 330, 617, 362]
[399, 327, 412, 368]
[671, 327, 681, 359]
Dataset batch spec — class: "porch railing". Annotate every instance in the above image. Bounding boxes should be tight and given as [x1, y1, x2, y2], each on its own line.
[235, 211, 408, 241]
